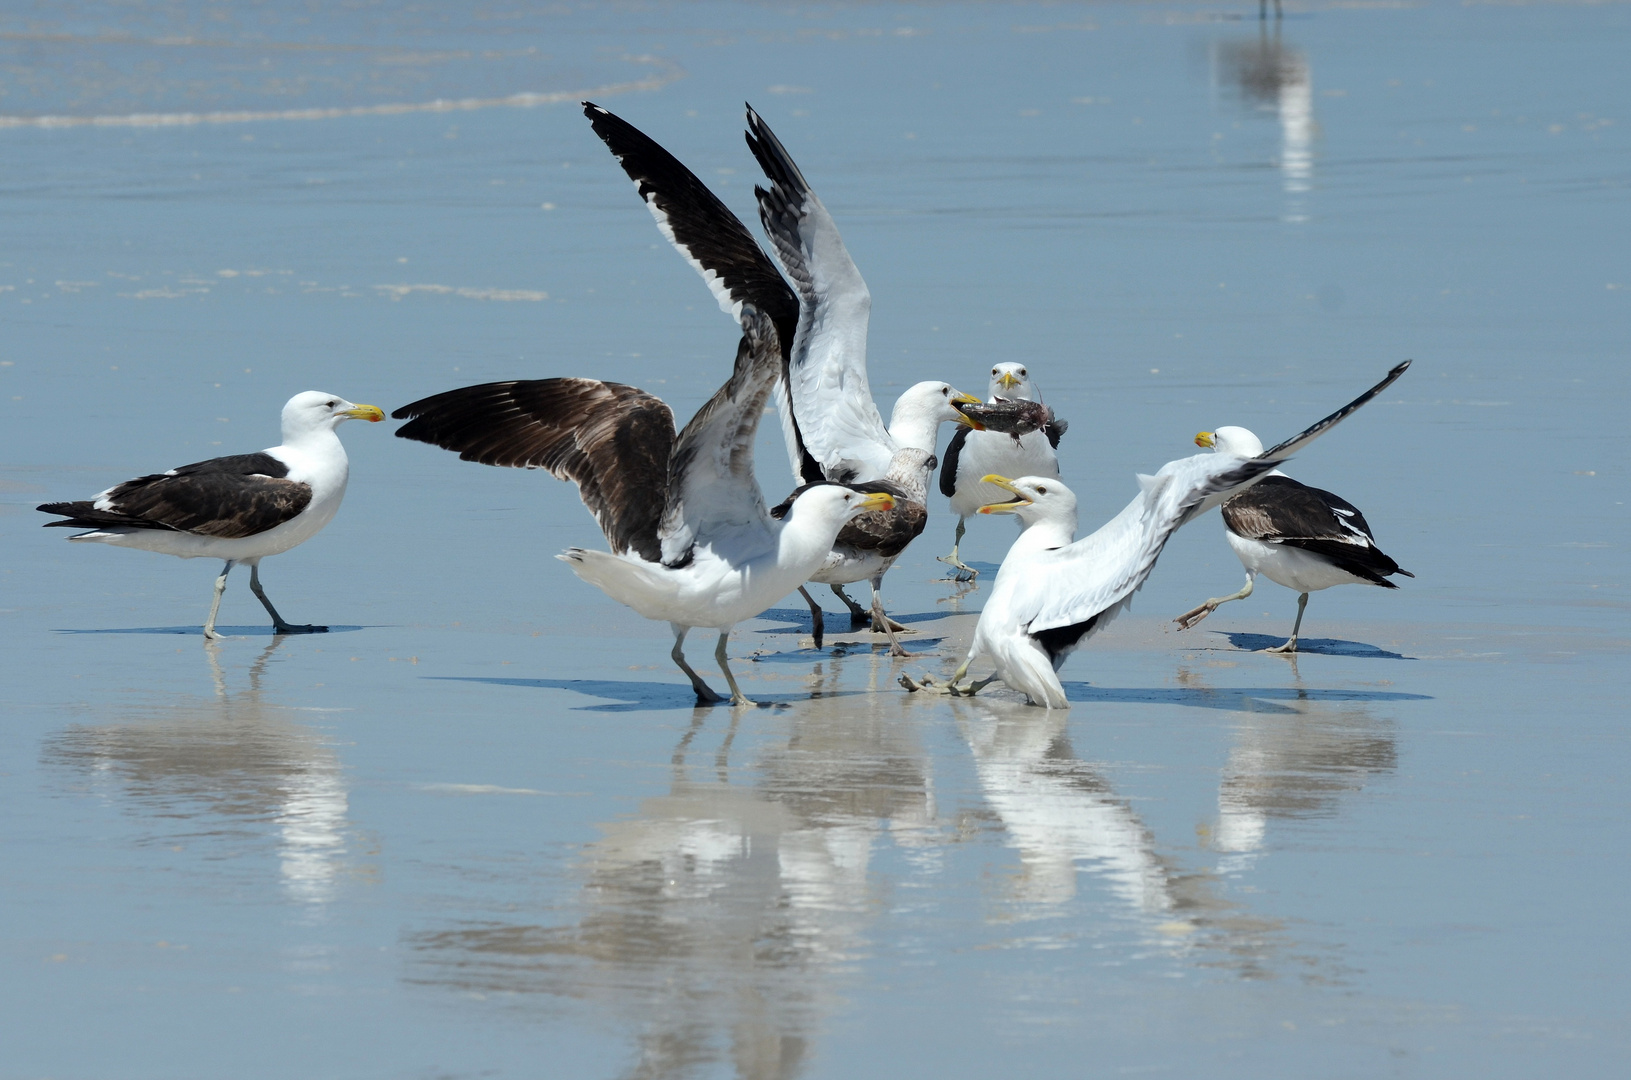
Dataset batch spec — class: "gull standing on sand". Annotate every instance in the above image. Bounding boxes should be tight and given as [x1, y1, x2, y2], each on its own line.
[915, 363, 1411, 708]
[38, 391, 385, 638]
[746, 106, 984, 653]
[394, 275, 892, 708]
[938, 362, 1067, 580]
[1173, 425, 1412, 653]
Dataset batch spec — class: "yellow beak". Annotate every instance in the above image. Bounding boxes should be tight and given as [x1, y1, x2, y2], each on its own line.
[998, 372, 1020, 390]
[856, 491, 896, 513]
[976, 474, 1030, 515]
[1194, 431, 1214, 448]
[950, 389, 987, 430]
[344, 404, 386, 422]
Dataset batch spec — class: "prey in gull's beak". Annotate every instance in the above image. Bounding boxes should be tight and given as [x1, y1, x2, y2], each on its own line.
[1194, 431, 1215, 448]
[950, 391, 988, 430]
[976, 474, 1031, 515]
[344, 404, 387, 422]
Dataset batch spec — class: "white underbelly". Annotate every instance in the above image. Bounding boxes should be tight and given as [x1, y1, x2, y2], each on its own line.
[74, 499, 341, 562]
[1227, 533, 1372, 594]
[806, 544, 894, 586]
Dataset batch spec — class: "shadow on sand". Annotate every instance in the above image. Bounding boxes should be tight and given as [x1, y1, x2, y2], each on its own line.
[1216, 632, 1414, 660]
[426, 676, 872, 712]
[753, 607, 957, 636]
[54, 625, 368, 636]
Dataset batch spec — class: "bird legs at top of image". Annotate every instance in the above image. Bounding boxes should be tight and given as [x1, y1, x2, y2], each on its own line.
[937, 519, 978, 581]
[1264, 592, 1310, 656]
[1261, 0, 1282, 20]
[1174, 572, 1258, 632]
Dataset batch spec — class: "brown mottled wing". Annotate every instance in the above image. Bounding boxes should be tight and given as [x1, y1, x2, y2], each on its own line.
[393, 379, 675, 563]
[771, 478, 926, 562]
[39, 452, 311, 539]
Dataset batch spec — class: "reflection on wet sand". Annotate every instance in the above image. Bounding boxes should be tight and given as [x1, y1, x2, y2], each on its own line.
[1187, 664, 1399, 872]
[1216, 24, 1314, 220]
[42, 639, 353, 906]
[409, 668, 934, 1080]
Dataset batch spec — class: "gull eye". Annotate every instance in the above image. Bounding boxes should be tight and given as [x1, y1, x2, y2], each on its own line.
[1036, 486, 1047, 494]
[1018, 369, 1026, 376]
[325, 399, 338, 407]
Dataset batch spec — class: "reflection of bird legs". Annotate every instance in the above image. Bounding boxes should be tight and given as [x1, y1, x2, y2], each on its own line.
[797, 586, 826, 649]
[868, 575, 913, 658]
[670, 624, 725, 705]
[1175, 573, 1256, 631]
[204, 560, 235, 639]
[936, 519, 979, 581]
[936, 577, 979, 607]
[248, 562, 326, 635]
[1259, 0, 1282, 20]
[1265, 592, 1309, 655]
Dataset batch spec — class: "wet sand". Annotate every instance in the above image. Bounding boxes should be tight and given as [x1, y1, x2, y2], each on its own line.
[3, 1, 1629, 1077]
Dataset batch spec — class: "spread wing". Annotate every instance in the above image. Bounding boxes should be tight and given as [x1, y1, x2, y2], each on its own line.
[657, 306, 785, 565]
[1259, 360, 1411, 459]
[1011, 456, 1282, 659]
[39, 452, 311, 539]
[392, 379, 676, 563]
[747, 105, 894, 483]
[582, 102, 823, 486]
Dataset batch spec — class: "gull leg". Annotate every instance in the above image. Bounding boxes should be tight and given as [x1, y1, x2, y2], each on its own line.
[204, 561, 235, 639]
[797, 585, 826, 650]
[671, 623, 724, 704]
[1266, 592, 1309, 654]
[1175, 573, 1256, 631]
[868, 577, 913, 658]
[248, 562, 326, 634]
[945, 656, 997, 697]
[831, 584, 870, 628]
[936, 518, 978, 581]
[714, 630, 754, 707]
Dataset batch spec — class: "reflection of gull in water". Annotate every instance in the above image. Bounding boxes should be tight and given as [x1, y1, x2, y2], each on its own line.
[42, 639, 352, 907]
[409, 691, 937, 1079]
[1191, 669, 1398, 873]
[956, 704, 1173, 917]
[1216, 26, 1314, 219]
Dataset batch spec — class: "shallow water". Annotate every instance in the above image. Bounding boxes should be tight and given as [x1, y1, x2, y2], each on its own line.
[2, 2, 1628, 1077]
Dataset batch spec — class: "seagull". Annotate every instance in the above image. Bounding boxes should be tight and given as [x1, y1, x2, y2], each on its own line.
[918, 362, 1411, 708]
[37, 392, 385, 638]
[393, 292, 894, 706]
[1173, 426, 1413, 653]
[582, 101, 980, 655]
[938, 362, 1066, 581]
[746, 106, 983, 653]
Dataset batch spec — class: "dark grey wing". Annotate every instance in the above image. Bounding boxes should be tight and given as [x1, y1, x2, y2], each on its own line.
[1259, 360, 1411, 459]
[393, 379, 675, 563]
[39, 452, 311, 539]
[582, 102, 823, 486]
[657, 306, 785, 566]
[939, 427, 972, 499]
[1223, 476, 1409, 584]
